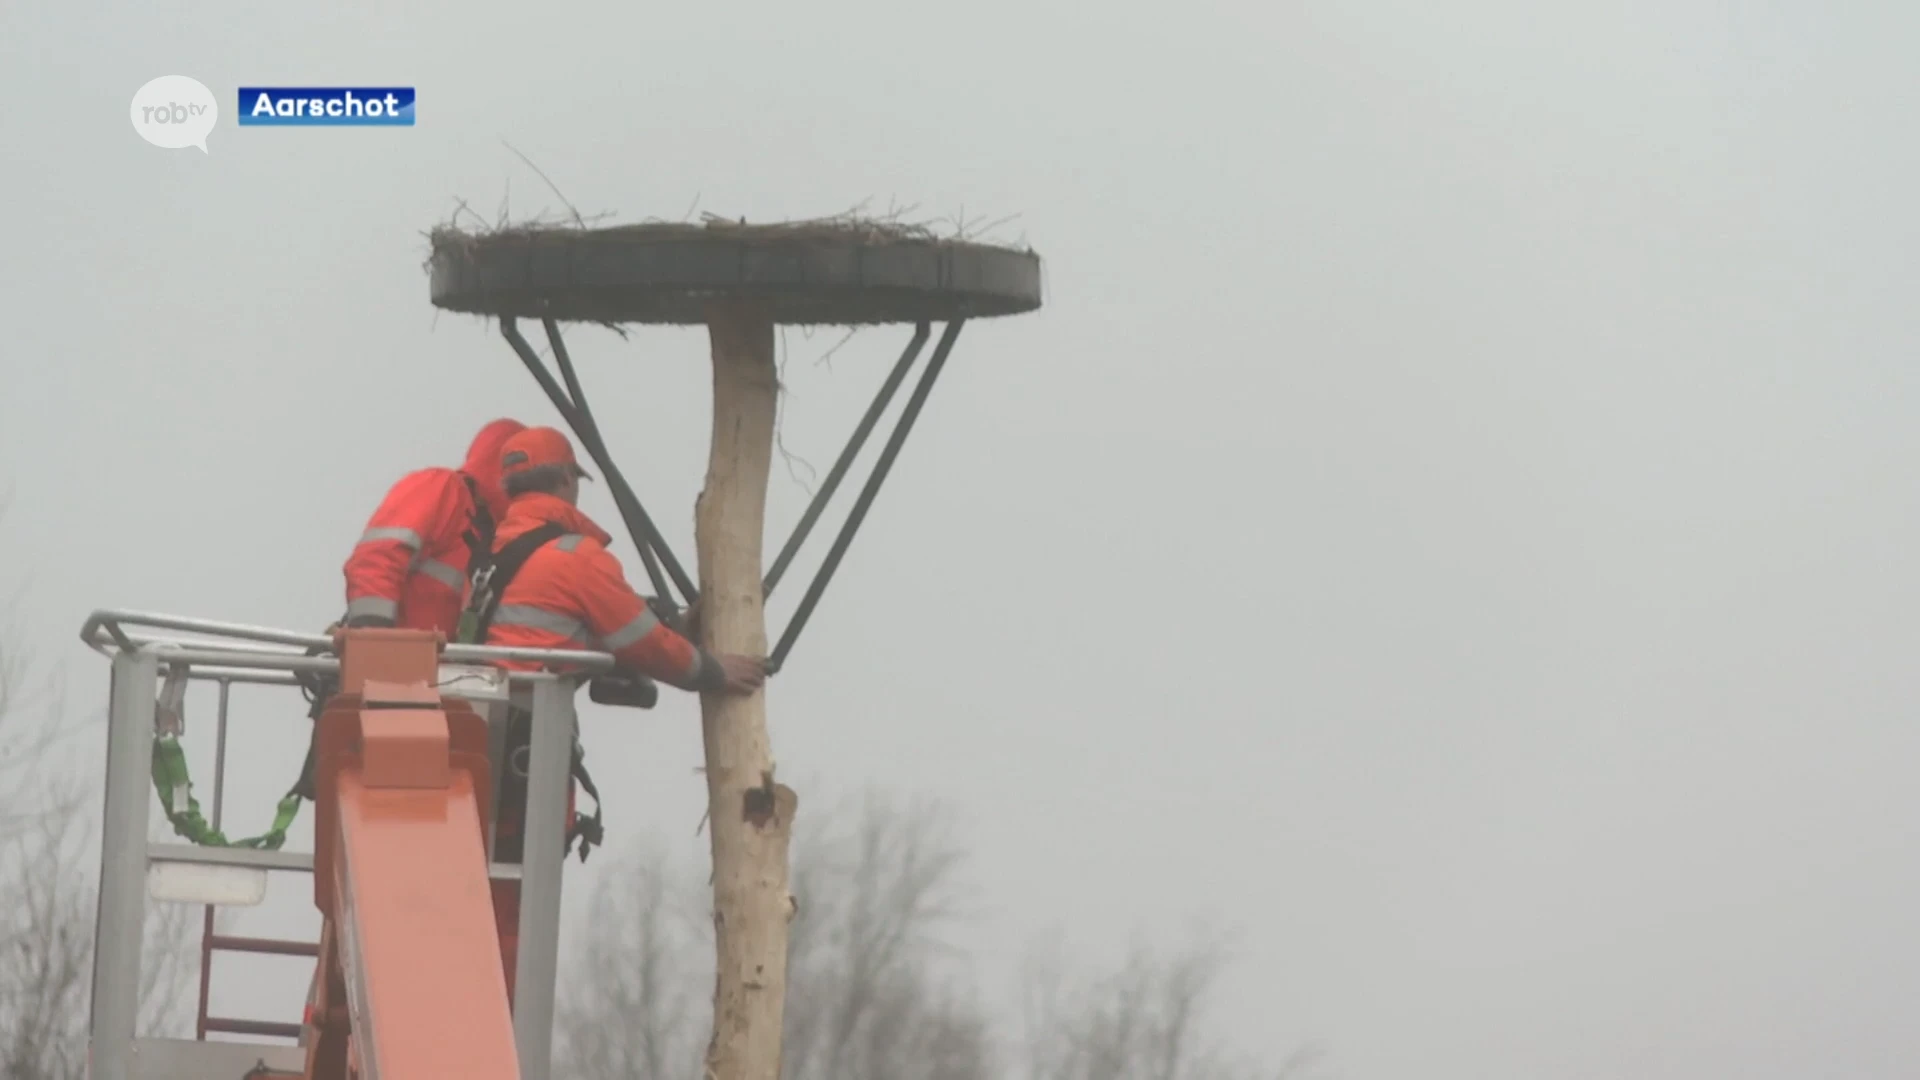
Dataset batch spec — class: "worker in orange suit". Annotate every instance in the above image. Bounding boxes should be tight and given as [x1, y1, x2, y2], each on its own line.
[479, 425, 765, 690]
[292, 418, 530, 802]
[477, 424, 765, 998]
[339, 417, 528, 632]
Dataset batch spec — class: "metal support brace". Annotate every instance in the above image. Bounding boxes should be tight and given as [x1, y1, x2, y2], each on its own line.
[541, 317, 700, 606]
[766, 319, 967, 673]
[763, 321, 931, 597]
[513, 677, 575, 1080]
[496, 312, 967, 675]
[500, 317, 696, 607]
[90, 648, 159, 1080]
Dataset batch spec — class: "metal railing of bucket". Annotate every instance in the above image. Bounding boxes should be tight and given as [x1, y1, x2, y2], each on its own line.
[78, 608, 614, 1080]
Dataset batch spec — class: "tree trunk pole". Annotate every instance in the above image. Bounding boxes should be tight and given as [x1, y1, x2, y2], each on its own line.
[697, 299, 799, 1080]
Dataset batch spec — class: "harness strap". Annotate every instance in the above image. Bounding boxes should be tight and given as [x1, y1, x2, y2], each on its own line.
[464, 521, 607, 861]
[566, 755, 604, 863]
[290, 614, 344, 802]
[457, 521, 569, 645]
[281, 510, 605, 857]
[458, 473, 496, 582]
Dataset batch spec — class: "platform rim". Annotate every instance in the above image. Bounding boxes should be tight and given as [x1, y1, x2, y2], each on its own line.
[425, 219, 1045, 328]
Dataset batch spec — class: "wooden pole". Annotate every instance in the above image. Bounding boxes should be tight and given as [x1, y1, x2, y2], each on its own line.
[697, 299, 800, 1080]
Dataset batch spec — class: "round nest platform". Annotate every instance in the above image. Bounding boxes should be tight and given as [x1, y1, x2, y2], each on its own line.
[427, 217, 1044, 327]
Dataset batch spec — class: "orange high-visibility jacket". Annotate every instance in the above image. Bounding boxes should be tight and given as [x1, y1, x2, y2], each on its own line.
[342, 420, 523, 633]
[483, 492, 719, 689]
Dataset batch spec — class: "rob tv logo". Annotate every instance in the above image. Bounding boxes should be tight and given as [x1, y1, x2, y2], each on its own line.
[129, 75, 218, 153]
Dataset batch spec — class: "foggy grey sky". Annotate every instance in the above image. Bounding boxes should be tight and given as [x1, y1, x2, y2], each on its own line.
[6, 2, 1920, 1077]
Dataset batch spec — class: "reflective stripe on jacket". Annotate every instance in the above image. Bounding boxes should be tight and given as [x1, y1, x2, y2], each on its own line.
[483, 492, 714, 689]
[340, 420, 522, 634]
[341, 467, 477, 633]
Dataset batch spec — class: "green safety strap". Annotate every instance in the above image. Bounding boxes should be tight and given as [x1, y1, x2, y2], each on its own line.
[149, 734, 303, 850]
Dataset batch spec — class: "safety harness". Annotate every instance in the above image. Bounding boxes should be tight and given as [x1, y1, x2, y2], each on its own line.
[455, 520, 568, 646]
[455, 474, 496, 629]
[455, 519, 606, 864]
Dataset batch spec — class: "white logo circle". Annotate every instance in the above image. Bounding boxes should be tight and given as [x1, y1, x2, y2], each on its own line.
[130, 76, 219, 153]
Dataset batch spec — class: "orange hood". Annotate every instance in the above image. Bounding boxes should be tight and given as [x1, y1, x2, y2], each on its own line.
[461, 418, 527, 519]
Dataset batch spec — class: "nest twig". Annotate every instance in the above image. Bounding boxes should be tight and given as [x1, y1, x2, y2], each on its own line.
[423, 175, 1037, 329]
[425, 210, 1026, 257]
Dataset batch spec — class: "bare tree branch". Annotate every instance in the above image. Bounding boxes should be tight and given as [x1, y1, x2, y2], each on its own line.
[0, 511, 192, 1080]
[556, 789, 992, 1080]
[0, 731, 193, 1079]
[0, 604, 88, 844]
[782, 790, 982, 1080]
[1016, 928, 1306, 1080]
[554, 839, 711, 1080]
[555, 787, 1320, 1080]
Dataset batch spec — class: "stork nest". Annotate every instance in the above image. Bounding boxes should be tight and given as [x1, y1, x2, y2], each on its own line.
[424, 209, 1045, 327]
[429, 208, 1024, 253]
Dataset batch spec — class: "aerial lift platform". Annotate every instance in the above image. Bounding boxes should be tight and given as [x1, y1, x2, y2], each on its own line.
[75, 213, 1042, 1080]
[79, 609, 618, 1080]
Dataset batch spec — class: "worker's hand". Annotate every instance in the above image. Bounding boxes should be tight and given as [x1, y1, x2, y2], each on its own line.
[714, 653, 768, 695]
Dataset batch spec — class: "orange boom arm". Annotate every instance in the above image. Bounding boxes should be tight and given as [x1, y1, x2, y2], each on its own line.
[300, 627, 520, 1080]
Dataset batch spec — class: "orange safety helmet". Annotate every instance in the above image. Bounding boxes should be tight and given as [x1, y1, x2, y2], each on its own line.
[499, 426, 594, 481]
